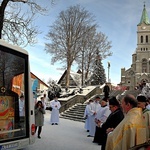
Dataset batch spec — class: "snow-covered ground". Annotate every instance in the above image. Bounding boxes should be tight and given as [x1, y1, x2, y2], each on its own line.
[25, 110, 101, 150]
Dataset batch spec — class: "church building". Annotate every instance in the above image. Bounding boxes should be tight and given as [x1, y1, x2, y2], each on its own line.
[121, 4, 150, 90]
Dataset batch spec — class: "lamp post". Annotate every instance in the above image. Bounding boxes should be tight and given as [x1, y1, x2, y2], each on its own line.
[81, 49, 84, 87]
[108, 61, 110, 82]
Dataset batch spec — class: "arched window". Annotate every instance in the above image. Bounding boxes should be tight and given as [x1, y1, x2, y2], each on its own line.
[129, 70, 134, 75]
[146, 35, 148, 43]
[141, 36, 143, 43]
[142, 58, 147, 73]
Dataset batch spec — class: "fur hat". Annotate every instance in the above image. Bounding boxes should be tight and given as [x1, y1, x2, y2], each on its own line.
[109, 96, 120, 106]
[137, 95, 147, 102]
[102, 97, 108, 102]
[95, 96, 100, 99]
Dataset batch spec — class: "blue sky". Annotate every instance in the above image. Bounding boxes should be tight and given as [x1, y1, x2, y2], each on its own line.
[25, 0, 150, 85]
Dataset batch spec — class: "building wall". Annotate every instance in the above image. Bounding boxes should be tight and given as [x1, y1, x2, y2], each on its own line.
[121, 7, 150, 89]
[12, 72, 49, 97]
[31, 73, 49, 96]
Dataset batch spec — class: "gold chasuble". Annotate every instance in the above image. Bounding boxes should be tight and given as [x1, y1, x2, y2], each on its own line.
[106, 108, 146, 150]
[143, 110, 150, 140]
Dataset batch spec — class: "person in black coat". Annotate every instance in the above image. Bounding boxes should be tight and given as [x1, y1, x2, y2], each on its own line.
[103, 83, 110, 99]
[98, 97, 124, 150]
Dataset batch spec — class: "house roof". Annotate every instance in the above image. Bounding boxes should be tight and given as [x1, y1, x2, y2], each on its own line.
[70, 71, 81, 87]
[57, 70, 81, 87]
[57, 70, 67, 84]
[31, 72, 49, 88]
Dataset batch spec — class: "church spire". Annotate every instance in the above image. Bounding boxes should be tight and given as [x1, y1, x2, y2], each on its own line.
[138, 3, 150, 25]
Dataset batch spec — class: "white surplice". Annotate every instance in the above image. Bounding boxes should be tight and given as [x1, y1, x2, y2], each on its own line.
[50, 99, 61, 124]
[88, 101, 101, 136]
[84, 104, 91, 131]
[95, 105, 111, 124]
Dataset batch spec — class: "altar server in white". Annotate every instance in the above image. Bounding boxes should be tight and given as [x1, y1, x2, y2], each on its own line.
[50, 95, 61, 125]
[84, 99, 93, 132]
[88, 96, 101, 137]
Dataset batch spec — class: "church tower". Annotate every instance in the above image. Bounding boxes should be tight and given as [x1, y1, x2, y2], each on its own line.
[121, 4, 150, 89]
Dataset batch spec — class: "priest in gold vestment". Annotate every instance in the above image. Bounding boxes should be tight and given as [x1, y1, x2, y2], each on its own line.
[106, 94, 147, 150]
[137, 95, 150, 140]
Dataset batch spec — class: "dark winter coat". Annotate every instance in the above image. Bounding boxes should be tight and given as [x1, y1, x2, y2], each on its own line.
[35, 107, 45, 126]
[103, 85, 110, 93]
[100, 108, 124, 150]
[102, 108, 124, 131]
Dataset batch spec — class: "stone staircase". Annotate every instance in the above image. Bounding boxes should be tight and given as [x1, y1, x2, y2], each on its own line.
[60, 91, 122, 122]
[60, 103, 86, 122]
[59, 90, 140, 123]
[59, 91, 122, 123]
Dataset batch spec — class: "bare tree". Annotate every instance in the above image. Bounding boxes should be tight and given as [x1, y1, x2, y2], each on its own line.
[45, 5, 97, 88]
[0, 0, 54, 47]
[77, 30, 112, 82]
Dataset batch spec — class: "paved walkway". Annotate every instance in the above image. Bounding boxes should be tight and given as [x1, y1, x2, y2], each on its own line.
[25, 110, 101, 150]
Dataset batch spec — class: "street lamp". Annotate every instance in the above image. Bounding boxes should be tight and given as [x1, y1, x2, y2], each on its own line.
[81, 49, 84, 87]
[108, 61, 110, 82]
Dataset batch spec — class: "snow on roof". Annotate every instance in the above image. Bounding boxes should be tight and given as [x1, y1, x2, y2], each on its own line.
[70, 71, 82, 87]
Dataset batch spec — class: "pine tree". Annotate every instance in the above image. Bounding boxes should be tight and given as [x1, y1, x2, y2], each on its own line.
[90, 54, 106, 85]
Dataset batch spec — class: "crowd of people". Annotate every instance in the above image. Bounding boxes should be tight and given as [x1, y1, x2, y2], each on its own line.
[20, 81, 150, 149]
[84, 93, 150, 150]
[136, 81, 150, 97]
